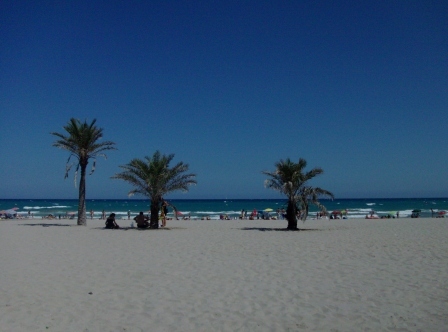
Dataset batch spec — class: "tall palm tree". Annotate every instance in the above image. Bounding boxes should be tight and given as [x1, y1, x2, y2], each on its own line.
[51, 118, 117, 225]
[111, 151, 196, 228]
[262, 158, 333, 230]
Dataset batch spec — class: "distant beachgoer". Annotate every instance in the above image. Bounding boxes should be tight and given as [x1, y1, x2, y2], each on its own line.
[127, 210, 131, 219]
[252, 208, 257, 217]
[90, 209, 94, 219]
[105, 213, 120, 229]
[161, 201, 168, 227]
[134, 211, 149, 229]
[102, 210, 106, 219]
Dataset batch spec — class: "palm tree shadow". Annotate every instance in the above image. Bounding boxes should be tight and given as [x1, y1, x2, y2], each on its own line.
[91, 227, 186, 231]
[240, 227, 320, 232]
[19, 223, 73, 227]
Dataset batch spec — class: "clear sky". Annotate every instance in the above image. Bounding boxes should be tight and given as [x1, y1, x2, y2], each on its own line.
[1, 1, 447, 200]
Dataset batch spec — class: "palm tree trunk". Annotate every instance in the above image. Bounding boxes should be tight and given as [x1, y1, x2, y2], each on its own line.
[77, 165, 87, 226]
[150, 199, 160, 229]
[301, 202, 309, 221]
[286, 200, 298, 230]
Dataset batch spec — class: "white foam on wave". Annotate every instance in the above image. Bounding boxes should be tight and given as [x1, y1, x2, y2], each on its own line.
[349, 208, 376, 213]
[196, 210, 241, 215]
[349, 214, 372, 218]
[366, 203, 376, 206]
[23, 205, 71, 210]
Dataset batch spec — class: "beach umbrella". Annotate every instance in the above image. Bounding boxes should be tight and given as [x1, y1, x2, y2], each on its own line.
[331, 210, 342, 215]
[176, 211, 183, 216]
[0, 207, 19, 213]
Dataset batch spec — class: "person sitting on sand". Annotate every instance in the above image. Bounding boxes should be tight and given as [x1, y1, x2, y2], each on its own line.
[134, 211, 149, 229]
[105, 213, 120, 229]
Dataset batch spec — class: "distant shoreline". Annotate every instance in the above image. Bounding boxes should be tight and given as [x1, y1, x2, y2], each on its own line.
[1, 197, 448, 200]
[2, 197, 447, 220]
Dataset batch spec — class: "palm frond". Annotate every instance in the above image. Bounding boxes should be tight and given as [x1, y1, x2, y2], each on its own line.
[52, 118, 116, 181]
[112, 151, 196, 202]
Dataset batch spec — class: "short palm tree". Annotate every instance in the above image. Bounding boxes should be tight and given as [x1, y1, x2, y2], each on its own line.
[112, 151, 196, 228]
[51, 118, 117, 225]
[263, 158, 333, 230]
[297, 186, 334, 221]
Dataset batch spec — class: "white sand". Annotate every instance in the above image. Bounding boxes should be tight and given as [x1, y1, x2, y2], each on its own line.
[0, 217, 447, 331]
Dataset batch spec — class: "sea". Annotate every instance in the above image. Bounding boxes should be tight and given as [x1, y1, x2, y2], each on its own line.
[1, 198, 447, 220]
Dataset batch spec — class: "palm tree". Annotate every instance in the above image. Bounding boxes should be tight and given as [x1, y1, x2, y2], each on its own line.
[262, 158, 333, 230]
[111, 151, 196, 228]
[297, 186, 334, 221]
[51, 118, 117, 225]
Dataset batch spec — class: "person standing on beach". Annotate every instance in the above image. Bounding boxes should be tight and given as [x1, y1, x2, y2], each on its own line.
[161, 201, 168, 227]
[90, 209, 94, 219]
[127, 210, 131, 220]
[251, 208, 257, 219]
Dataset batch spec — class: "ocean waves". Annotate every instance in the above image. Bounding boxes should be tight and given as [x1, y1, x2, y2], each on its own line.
[1, 198, 447, 220]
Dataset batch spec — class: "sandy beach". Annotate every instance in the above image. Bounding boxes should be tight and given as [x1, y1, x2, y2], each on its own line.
[0, 217, 447, 331]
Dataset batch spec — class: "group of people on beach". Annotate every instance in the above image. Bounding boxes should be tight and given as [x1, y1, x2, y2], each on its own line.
[236, 208, 287, 220]
[105, 201, 169, 229]
[89, 209, 107, 219]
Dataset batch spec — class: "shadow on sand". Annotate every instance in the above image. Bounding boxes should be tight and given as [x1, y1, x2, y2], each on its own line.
[19, 223, 73, 227]
[240, 227, 319, 232]
[91, 227, 186, 231]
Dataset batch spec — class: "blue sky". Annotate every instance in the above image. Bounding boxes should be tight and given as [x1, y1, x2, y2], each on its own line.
[1, 0, 447, 199]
